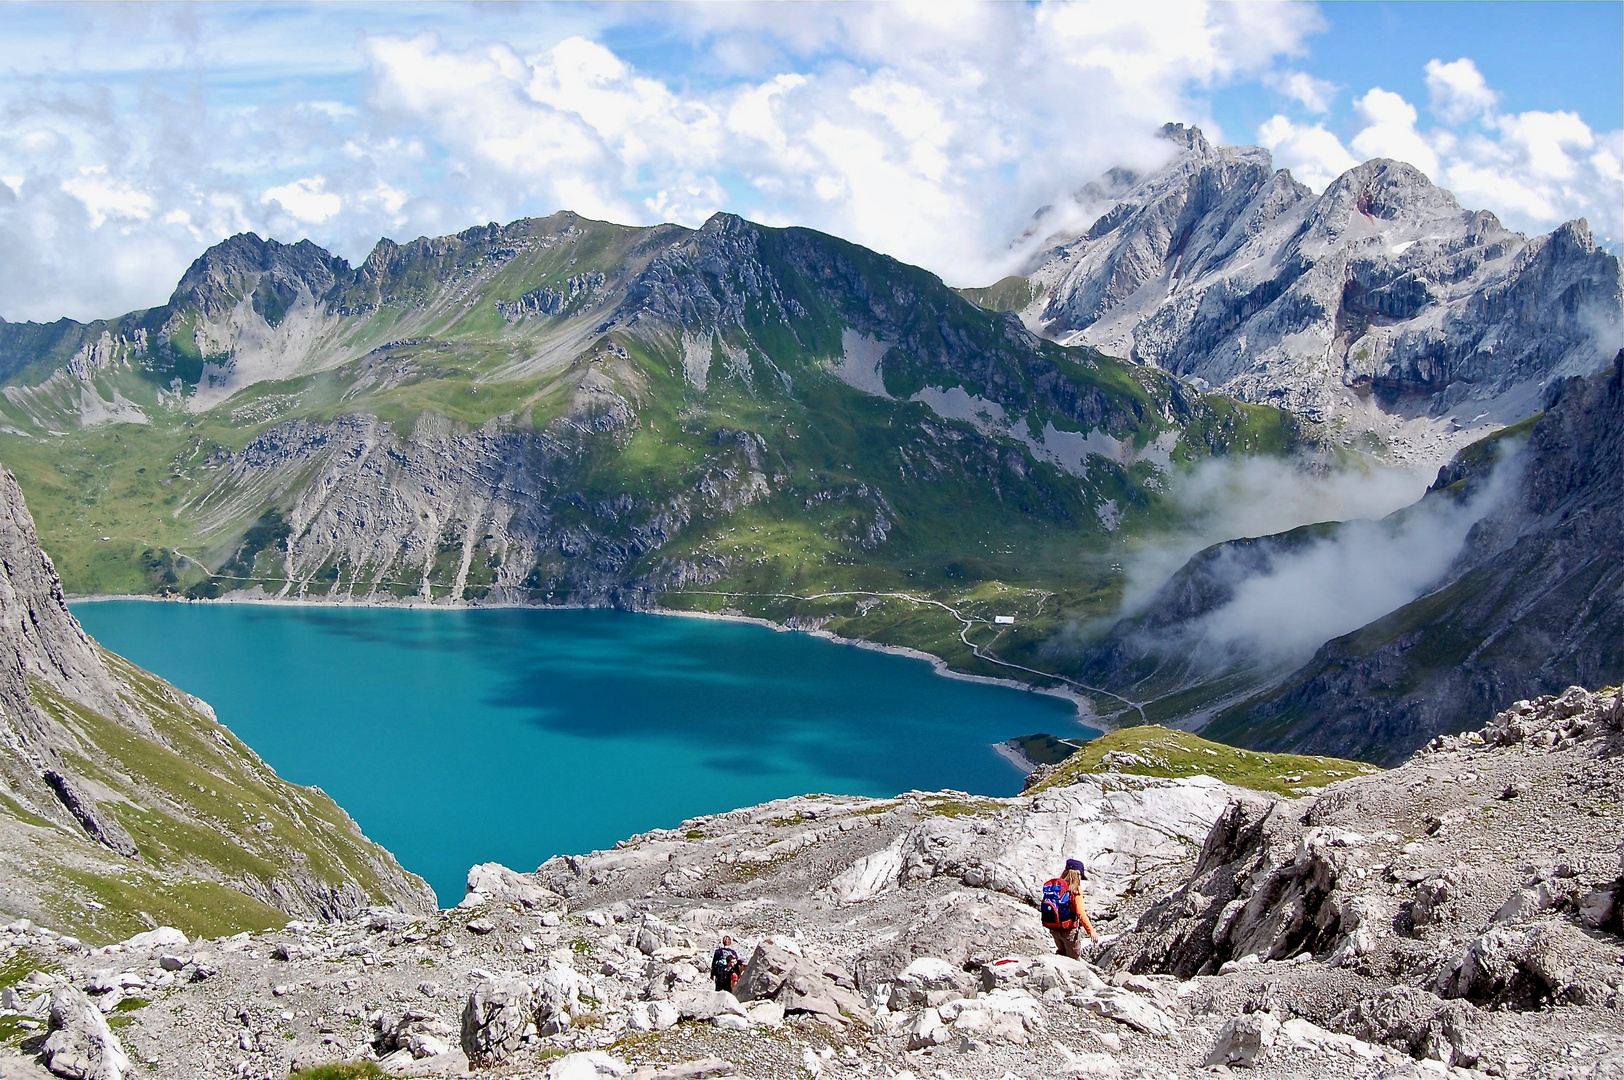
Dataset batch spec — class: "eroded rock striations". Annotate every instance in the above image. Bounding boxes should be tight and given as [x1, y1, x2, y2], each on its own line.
[0, 467, 434, 935]
[1, 687, 1619, 1078]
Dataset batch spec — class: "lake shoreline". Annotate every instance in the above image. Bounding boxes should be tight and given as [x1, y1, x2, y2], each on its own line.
[68, 591, 1107, 733]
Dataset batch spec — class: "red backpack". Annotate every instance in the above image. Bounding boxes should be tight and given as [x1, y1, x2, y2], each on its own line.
[1040, 877, 1079, 930]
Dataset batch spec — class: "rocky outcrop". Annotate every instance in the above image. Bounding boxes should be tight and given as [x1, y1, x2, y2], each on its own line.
[41, 985, 130, 1080]
[6, 686, 1623, 1078]
[1022, 124, 1623, 457]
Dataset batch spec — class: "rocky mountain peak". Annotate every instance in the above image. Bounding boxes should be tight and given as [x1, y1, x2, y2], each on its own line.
[169, 233, 350, 322]
[1018, 131, 1623, 457]
[1158, 121, 1211, 154]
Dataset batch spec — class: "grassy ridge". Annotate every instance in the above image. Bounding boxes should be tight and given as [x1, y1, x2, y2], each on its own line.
[1030, 725, 1381, 797]
[4, 652, 428, 942]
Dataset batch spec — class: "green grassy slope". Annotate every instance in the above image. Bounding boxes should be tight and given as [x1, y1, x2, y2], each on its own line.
[1028, 725, 1381, 797]
[2, 651, 432, 942]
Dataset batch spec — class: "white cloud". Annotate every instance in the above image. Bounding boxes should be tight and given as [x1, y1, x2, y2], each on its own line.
[1253, 60, 1621, 245]
[1258, 114, 1359, 190]
[1267, 69, 1337, 114]
[1349, 87, 1440, 177]
[0, 7, 1617, 326]
[1424, 57, 1498, 124]
[262, 176, 343, 224]
[61, 167, 156, 228]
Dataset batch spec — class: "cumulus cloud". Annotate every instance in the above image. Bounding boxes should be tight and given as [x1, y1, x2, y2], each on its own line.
[1266, 69, 1337, 114]
[1258, 114, 1358, 190]
[1424, 57, 1498, 124]
[1257, 57, 1622, 246]
[0, 2, 1324, 322]
[0, 9, 1618, 326]
[262, 177, 343, 224]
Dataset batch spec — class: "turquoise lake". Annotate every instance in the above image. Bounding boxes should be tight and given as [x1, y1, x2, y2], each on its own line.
[73, 602, 1092, 905]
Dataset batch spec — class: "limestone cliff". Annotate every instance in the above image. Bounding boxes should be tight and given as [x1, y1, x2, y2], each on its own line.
[1207, 352, 1623, 761]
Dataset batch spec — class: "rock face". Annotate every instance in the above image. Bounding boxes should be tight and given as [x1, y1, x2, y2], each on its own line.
[1020, 124, 1623, 457]
[41, 986, 130, 1080]
[0, 467, 435, 934]
[1062, 352, 1622, 761]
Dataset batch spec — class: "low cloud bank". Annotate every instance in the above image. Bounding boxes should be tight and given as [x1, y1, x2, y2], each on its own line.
[1114, 446, 1523, 669]
[1120, 455, 1435, 617]
[1194, 450, 1521, 663]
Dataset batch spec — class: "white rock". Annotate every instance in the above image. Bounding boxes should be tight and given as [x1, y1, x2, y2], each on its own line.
[743, 1000, 783, 1028]
[670, 989, 745, 1021]
[1075, 988, 1176, 1037]
[627, 1001, 680, 1033]
[121, 928, 186, 951]
[543, 1051, 631, 1080]
[43, 985, 132, 1080]
[905, 1007, 952, 1049]
[1204, 1012, 1279, 1068]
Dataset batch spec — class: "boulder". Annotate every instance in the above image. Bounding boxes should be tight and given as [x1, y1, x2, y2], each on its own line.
[670, 989, 746, 1021]
[462, 863, 559, 910]
[1334, 986, 1484, 1067]
[626, 1060, 735, 1080]
[385, 1009, 458, 1059]
[887, 957, 973, 1009]
[121, 927, 186, 951]
[734, 942, 799, 1002]
[543, 1052, 631, 1080]
[743, 1000, 783, 1028]
[905, 1008, 951, 1049]
[536, 962, 585, 1021]
[460, 978, 534, 1067]
[41, 986, 132, 1080]
[627, 1001, 680, 1032]
[1203, 1013, 1279, 1068]
[1073, 988, 1176, 1037]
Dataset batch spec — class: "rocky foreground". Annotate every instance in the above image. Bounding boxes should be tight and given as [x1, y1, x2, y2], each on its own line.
[2, 686, 1622, 1080]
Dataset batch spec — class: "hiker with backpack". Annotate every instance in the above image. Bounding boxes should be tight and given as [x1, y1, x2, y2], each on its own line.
[1040, 858, 1099, 960]
[711, 935, 743, 993]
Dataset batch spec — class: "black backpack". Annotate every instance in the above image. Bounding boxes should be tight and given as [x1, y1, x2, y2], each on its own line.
[711, 947, 738, 979]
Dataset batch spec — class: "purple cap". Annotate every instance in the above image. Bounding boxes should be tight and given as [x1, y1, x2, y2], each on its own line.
[1065, 858, 1086, 875]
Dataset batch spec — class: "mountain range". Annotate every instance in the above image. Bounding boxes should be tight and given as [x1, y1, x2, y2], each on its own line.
[0, 124, 1618, 764]
[1010, 124, 1621, 463]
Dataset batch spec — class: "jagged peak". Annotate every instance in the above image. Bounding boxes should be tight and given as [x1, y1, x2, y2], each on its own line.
[169, 232, 350, 317]
[1159, 122, 1210, 154]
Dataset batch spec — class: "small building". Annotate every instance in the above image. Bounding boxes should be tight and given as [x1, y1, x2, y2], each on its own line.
[994, 615, 1016, 625]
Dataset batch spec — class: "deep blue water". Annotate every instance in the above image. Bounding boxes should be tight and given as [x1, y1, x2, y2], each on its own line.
[73, 602, 1092, 905]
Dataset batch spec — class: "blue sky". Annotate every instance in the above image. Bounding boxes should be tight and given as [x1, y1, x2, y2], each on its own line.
[1, 2, 1619, 322]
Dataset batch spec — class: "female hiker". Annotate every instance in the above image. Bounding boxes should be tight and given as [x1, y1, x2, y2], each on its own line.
[711, 935, 743, 992]
[1040, 858, 1100, 959]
